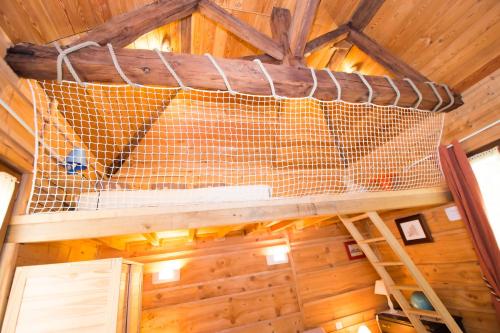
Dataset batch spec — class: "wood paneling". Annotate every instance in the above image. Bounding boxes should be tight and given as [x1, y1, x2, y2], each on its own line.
[370, 204, 500, 333]
[360, 0, 500, 88]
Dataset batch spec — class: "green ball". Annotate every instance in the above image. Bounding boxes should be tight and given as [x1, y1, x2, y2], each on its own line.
[410, 291, 434, 311]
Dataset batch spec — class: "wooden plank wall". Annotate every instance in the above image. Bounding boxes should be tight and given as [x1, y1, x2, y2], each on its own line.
[288, 224, 386, 332]
[16, 225, 385, 333]
[15, 240, 101, 266]
[368, 204, 500, 333]
[12, 202, 500, 333]
[98, 225, 386, 333]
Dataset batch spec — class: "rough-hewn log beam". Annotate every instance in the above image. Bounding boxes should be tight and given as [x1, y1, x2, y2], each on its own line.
[350, 0, 385, 31]
[347, 27, 428, 82]
[5, 43, 462, 111]
[70, 0, 199, 48]
[288, 0, 321, 61]
[198, 0, 284, 60]
[304, 24, 349, 56]
[270, 7, 293, 65]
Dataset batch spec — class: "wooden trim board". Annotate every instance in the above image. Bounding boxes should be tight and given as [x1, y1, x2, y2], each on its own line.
[6, 187, 451, 243]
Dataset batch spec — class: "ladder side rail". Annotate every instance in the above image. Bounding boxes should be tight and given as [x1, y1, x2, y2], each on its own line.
[339, 216, 428, 332]
[366, 211, 463, 333]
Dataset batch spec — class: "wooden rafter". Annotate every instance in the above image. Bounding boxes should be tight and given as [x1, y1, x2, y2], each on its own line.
[5, 44, 462, 111]
[198, 0, 284, 60]
[454, 54, 500, 92]
[288, 0, 321, 62]
[270, 7, 292, 65]
[347, 27, 428, 81]
[328, 40, 353, 71]
[304, 24, 349, 56]
[350, 0, 385, 31]
[237, 7, 292, 65]
[7, 188, 452, 243]
[143, 232, 160, 247]
[70, 0, 199, 48]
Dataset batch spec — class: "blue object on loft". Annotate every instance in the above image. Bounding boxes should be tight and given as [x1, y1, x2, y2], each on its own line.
[65, 148, 87, 174]
[410, 291, 434, 311]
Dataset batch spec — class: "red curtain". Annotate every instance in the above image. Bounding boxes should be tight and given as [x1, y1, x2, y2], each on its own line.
[439, 140, 500, 317]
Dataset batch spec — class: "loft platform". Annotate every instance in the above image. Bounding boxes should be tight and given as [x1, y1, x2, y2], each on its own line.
[7, 187, 451, 243]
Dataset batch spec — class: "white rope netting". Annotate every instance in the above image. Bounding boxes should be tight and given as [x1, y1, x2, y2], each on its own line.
[28, 78, 444, 214]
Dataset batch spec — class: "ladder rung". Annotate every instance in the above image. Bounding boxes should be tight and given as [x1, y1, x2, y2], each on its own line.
[358, 237, 385, 244]
[391, 285, 422, 291]
[375, 261, 404, 266]
[348, 213, 369, 222]
[407, 308, 442, 318]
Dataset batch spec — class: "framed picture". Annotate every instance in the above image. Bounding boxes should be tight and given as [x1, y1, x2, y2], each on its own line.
[344, 240, 366, 260]
[395, 214, 433, 245]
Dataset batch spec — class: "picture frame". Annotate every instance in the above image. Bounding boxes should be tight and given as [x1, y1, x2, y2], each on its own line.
[395, 214, 433, 245]
[344, 240, 366, 260]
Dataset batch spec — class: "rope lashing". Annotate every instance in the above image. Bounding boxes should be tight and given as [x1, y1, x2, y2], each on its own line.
[107, 43, 139, 87]
[426, 81, 443, 112]
[438, 84, 455, 113]
[355, 72, 373, 104]
[384, 75, 400, 107]
[323, 68, 341, 100]
[205, 53, 236, 94]
[403, 78, 423, 109]
[54, 41, 100, 84]
[154, 48, 187, 90]
[309, 68, 318, 98]
[253, 59, 278, 98]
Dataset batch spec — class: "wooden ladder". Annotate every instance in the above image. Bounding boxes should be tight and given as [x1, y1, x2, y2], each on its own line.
[339, 211, 463, 333]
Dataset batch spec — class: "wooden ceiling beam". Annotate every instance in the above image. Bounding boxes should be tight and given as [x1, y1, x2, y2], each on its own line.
[7, 188, 452, 243]
[304, 24, 349, 56]
[238, 7, 292, 64]
[69, 0, 199, 48]
[347, 27, 429, 82]
[288, 0, 321, 62]
[198, 0, 284, 60]
[454, 54, 500, 92]
[350, 0, 385, 31]
[142, 232, 160, 247]
[5, 43, 462, 111]
[187, 229, 196, 242]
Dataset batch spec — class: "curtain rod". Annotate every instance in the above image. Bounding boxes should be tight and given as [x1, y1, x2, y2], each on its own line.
[448, 120, 499, 147]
